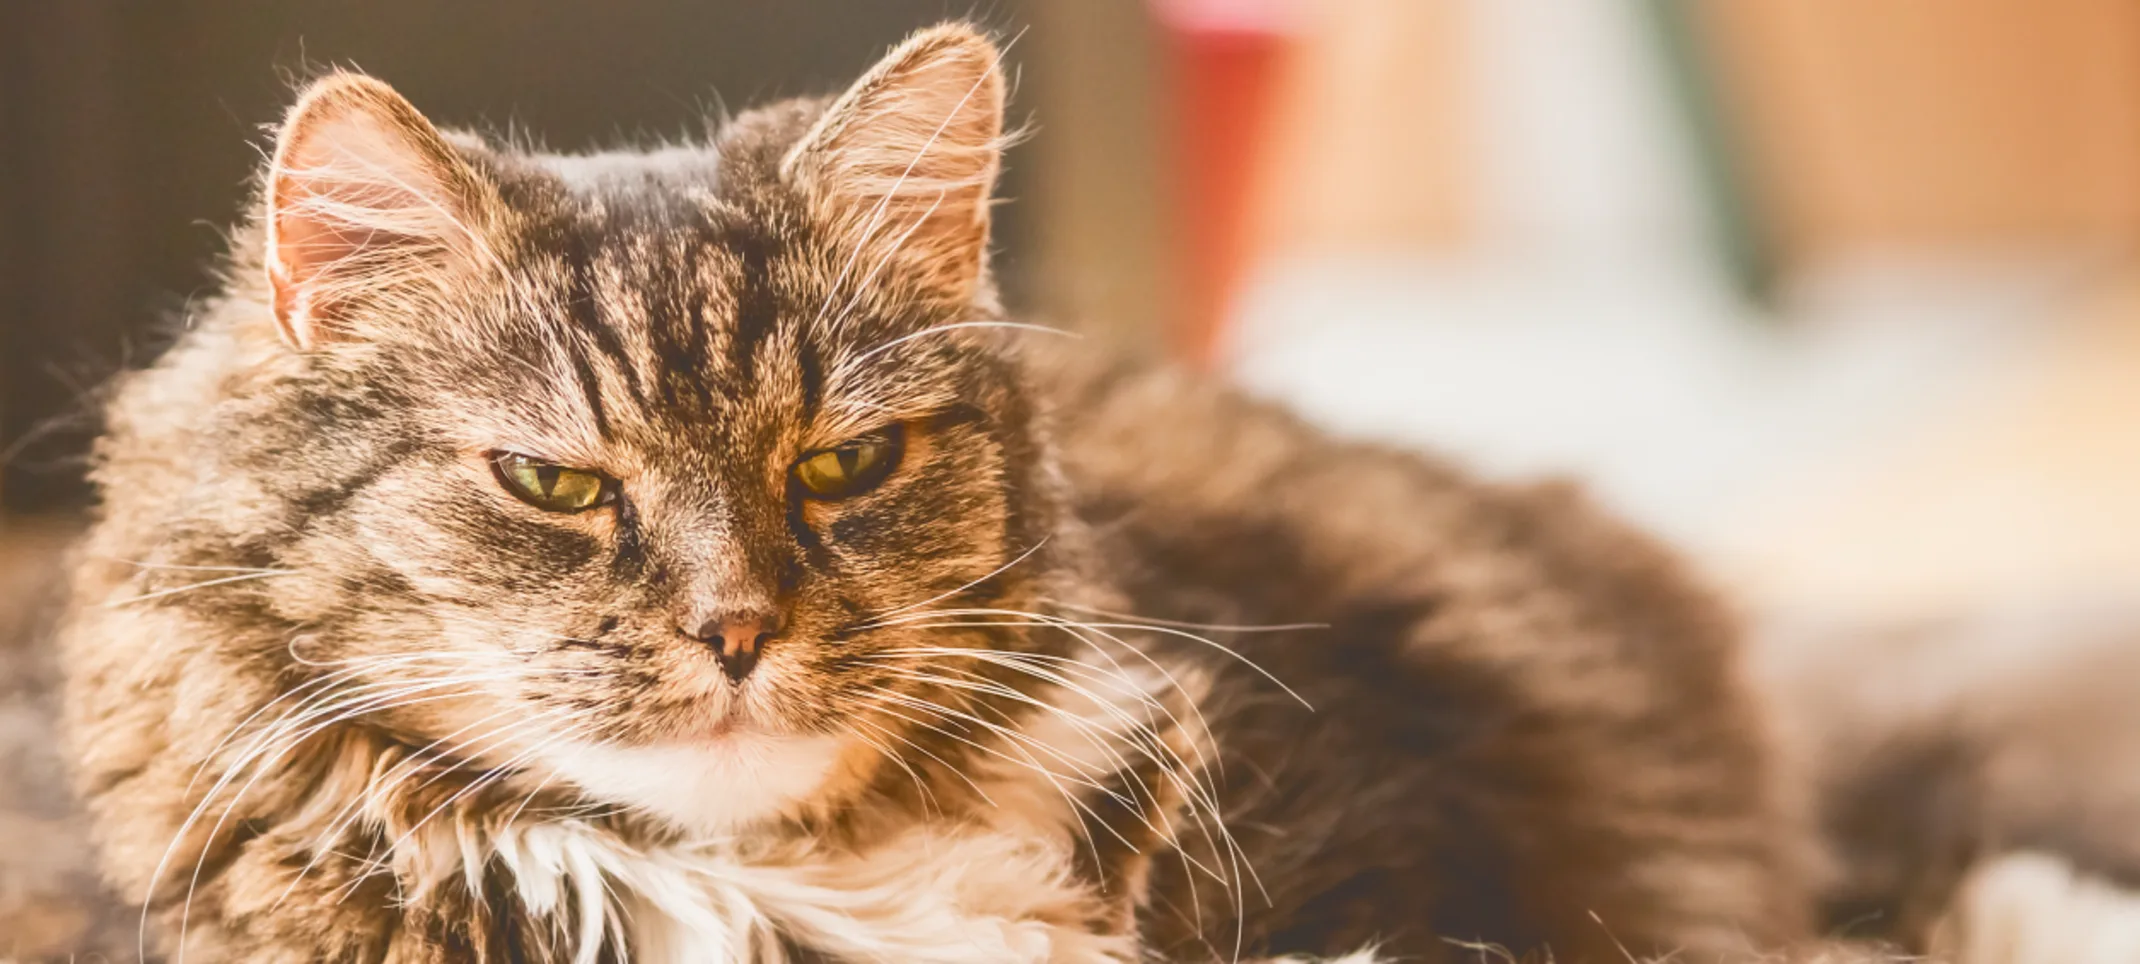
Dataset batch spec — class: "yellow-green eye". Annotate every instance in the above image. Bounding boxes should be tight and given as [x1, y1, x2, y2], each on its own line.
[793, 427, 904, 500]
[492, 453, 611, 513]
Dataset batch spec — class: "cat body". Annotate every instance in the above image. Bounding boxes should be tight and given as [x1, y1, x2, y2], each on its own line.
[58, 24, 1814, 963]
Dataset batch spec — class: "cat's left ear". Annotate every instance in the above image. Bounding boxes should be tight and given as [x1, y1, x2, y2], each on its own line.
[265, 73, 507, 351]
[783, 24, 1008, 307]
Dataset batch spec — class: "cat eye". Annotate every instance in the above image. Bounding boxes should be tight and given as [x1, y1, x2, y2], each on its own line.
[491, 453, 613, 513]
[793, 426, 904, 501]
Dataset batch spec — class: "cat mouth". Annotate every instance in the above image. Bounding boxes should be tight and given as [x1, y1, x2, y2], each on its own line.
[672, 690, 768, 743]
[692, 712, 746, 741]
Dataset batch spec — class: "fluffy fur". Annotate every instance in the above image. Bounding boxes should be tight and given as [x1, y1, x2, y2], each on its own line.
[51, 21, 1914, 964]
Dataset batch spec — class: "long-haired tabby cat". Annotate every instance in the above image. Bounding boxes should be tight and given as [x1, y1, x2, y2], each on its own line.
[57, 22, 1882, 964]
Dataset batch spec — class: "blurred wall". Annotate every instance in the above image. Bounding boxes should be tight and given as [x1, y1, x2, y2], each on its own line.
[1702, 0, 2140, 258]
[1022, 0, 1177, 349]
[1221, 0, 2140, 277]
[1250, 0, 1470, 254]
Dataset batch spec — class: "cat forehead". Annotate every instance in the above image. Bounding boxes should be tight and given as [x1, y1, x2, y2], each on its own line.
[456, 245, 924, 462]
[422, 195, 933, 462]
[496, 182, 924, 407]
[483, 131, 853, 351]
[406, 112, 976, 459]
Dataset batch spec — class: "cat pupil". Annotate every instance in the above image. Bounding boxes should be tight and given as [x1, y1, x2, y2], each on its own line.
[535, 463, 561, 496]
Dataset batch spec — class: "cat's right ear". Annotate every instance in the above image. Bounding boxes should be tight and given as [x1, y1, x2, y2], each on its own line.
[265, 73, 504, 351]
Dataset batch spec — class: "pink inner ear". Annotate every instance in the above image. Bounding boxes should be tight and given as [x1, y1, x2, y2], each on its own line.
[264, 87, 487, 350]
[269, 180, 354, 345]
[269, 166, 430, 347]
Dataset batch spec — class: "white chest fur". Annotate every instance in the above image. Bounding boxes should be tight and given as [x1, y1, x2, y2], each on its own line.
[537, 733, 848, 834]
[486, 818, 1131, 964]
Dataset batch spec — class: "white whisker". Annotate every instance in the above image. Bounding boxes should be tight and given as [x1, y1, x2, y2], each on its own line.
[1045, 599, 1327, 635]
[103, 569, 298, 608]
[837, 321, 1075, 378]
[864, 605, 1312, 710]
[864, 538, 1050, 623]
[94, 556, 296, 575]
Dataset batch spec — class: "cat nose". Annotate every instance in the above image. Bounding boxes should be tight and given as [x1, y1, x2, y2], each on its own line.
[680, 607, 784, 682]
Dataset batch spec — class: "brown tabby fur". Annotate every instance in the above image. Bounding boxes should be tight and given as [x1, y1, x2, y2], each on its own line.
[51, 21, 1885, 964]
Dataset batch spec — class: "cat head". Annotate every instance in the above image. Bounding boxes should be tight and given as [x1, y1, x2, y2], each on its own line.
[184, 24, 1076, 832]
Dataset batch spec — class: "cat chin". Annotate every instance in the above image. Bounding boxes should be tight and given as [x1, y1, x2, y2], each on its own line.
[536, 732, 847, 835]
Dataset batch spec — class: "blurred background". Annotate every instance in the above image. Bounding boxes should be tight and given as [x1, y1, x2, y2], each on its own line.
[6, 0, 2140, 635]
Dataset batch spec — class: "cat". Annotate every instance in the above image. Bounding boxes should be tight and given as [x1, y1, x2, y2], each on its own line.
[55, 21, 1864, 963]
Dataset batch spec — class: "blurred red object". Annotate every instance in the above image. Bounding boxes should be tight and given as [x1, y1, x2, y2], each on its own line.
[1153, 0, 1297, 364]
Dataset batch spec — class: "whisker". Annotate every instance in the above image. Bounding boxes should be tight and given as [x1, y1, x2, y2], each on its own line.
[860, 537, 1049, 624]
[337, 715, 592, 904]
[500, 760, 574, 833]
[169, 678, 478, 962]
[870, 665, 1142, 784]
[864, 622, 1266, 906]
[852, 708, 998, 806]
[875, 657, 1238, 886]
[838, 321, 1076, 376]
[268, 701, 550, 912]
[103, 569, 298, 608]
[162, 669, 567, 959]
[864, 688, 1117, 795]
[876, 659, 1223, 873]
[861, 692, 1143, 874]
[1044, 599, 1327, 635]
[93, 556, 297, 576]
[843, 718, 944, 816]
[861, 685, 1216, 877]
[867, 605, 1312, 709]
[865, 615, 1226, 780]
[868, 643, 1217, 793]
[825, 189, 949, 334]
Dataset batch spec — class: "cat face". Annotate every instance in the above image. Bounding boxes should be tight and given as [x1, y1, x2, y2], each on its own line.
[223, 27, 1062, 830]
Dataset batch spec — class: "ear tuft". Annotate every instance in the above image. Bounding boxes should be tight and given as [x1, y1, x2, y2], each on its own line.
[265, 72, 500, 350]
[783, 24, 1010, 307]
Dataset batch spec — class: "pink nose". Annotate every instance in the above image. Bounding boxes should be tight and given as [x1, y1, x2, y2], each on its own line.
[681, 610, 784, 682]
